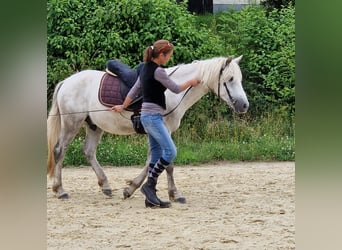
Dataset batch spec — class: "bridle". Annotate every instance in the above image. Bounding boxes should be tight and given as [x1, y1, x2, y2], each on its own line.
[217, 64, 236, 105]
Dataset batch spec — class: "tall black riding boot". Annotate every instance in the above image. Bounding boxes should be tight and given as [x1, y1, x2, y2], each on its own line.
[141, 177, 171, 208]
[141, 158, 171, 208]
[141, 177, 160, 206]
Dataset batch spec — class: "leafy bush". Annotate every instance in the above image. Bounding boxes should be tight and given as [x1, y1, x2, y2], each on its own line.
[48, 1, 294, 117]
[216, 5, 295, 115]
[47, 0, 228, 105]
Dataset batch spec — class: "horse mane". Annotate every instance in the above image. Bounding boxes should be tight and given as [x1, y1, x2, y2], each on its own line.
[195, 57, 228, 85]
[168, 57, 228, 86]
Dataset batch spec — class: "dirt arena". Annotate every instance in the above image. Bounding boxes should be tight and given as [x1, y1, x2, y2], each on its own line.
[47, 161, 295, 250]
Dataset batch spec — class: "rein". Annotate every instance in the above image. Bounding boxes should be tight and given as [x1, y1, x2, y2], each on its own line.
[120, 85, 192, 119]
[48, 62, 233, 117]
[163, 86, 192, 117]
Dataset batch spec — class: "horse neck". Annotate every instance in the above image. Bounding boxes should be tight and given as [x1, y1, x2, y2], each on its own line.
[171, 58, 223, 112]
[165, 82, 209, 123]
[164, 58, 224, 131]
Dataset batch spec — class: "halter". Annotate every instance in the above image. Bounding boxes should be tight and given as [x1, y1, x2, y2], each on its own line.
[217, 63, 236, 105]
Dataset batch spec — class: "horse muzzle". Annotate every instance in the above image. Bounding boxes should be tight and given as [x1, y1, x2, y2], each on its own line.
[232, 98, 249, 114]
[223, 82, 249, 114]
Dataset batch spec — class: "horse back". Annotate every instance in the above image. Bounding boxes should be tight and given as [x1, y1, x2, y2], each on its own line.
[56, 70, 105, 112]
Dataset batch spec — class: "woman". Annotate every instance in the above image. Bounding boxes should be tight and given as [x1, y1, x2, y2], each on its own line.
[112, 39, 200, 208]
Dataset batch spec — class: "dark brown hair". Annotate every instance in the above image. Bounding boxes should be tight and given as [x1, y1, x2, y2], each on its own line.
[143, 39, 174, 62]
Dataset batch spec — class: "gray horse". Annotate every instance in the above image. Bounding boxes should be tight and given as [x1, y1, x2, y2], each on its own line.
[47, 56, 248, 202]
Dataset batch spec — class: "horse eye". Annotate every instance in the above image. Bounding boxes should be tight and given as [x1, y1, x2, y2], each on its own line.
[229, 77, 234, 82]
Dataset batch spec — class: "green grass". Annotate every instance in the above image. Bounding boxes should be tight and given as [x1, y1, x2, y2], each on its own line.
[63, 112, 294, 166]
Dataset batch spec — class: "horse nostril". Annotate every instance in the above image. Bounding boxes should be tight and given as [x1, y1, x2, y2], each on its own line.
[243, 103, 247, 109]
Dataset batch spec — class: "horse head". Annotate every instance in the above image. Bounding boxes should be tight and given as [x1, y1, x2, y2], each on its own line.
[207, 56, 249, 114]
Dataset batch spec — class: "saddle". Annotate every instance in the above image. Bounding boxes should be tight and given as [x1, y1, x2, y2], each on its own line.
[99, 60, 144, 112]
[98, 60, 146, 134]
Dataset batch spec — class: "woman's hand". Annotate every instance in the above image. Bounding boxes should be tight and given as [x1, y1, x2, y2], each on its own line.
[189, 79, 201, 87]
[110, 104, 125, 112]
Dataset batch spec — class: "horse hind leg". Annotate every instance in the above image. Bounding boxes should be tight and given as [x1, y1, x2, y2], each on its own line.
[166, 163, 186, 203]
[52, 140, 69, 199]
[52, 120, 83, 199]
[83, 124, 112, 197]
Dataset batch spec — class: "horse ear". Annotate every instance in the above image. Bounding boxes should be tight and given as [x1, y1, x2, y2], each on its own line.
[233, 55, 243, 64]
[226, 56, 233, 66]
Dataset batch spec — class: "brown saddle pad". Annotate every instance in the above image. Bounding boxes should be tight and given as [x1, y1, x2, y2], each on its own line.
[98, 73, 124, 107]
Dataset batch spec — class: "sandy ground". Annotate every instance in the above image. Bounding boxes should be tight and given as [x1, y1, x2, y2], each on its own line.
[47, 161, 295, 250]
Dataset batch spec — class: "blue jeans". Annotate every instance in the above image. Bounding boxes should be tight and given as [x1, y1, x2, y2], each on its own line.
[140, 113, 177, 165]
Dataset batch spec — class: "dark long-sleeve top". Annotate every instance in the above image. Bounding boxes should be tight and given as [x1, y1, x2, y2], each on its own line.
[127, 66, 184, 115]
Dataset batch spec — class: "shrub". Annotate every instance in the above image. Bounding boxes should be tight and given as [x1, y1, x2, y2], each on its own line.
[47, 0, 228, 106]
[216, 5, 295, 116]
[47, 1, 295, 121]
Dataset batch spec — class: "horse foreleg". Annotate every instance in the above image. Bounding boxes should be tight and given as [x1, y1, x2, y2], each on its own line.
[123, 147, 151, 199]
[123, 165, 148, 199]
[166, 163, 186, 203]
[83, 126, 112, 196]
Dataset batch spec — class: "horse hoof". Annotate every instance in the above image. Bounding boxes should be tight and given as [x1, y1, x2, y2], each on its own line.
[175, 197, 186, 204]
[102, 189, 112, 197]
[123, 188, 131, 199]
[58, 193, 69, 199]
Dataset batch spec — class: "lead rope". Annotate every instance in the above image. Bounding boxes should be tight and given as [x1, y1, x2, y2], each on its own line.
[48, 109, 109, 116]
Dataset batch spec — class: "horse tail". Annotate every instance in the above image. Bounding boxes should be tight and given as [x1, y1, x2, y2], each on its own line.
[47, 81, 63, 178]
